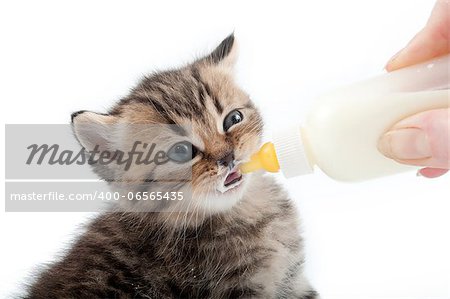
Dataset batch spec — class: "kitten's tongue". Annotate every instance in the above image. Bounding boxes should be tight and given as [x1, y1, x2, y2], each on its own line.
[224, 170, 242, 187]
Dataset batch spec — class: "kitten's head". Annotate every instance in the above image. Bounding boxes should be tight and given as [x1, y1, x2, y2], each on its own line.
[72, 34, 263, 214]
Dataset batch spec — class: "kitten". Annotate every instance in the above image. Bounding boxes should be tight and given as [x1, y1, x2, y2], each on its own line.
[26, 34, 318, 299]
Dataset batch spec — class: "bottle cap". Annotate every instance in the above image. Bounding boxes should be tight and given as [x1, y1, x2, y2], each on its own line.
[272, 126, 314, 178]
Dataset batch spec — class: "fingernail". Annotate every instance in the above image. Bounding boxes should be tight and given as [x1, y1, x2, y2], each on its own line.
[378, 128, 432, 160]
[385, 48, 404, 70]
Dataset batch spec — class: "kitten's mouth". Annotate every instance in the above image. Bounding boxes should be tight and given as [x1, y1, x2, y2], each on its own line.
[224, 169, 242, 187]
[216, 166, 243, 194]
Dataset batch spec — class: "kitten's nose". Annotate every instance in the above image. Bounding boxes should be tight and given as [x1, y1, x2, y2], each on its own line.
[218, 151, 234, 168]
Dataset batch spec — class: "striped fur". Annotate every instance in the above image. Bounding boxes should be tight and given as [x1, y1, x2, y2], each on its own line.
[26, 34, 317, 298]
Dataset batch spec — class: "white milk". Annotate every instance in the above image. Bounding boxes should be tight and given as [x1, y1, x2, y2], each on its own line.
[273, 54, 449, 181]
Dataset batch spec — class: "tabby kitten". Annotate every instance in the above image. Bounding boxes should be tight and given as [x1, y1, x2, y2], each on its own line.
[27, 34, 318, 299]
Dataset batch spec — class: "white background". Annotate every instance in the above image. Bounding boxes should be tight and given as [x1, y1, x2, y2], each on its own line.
[1, 0, 449, 298]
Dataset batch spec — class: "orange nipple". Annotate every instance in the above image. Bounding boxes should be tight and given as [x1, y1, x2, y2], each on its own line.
[240, 142, 280, 174]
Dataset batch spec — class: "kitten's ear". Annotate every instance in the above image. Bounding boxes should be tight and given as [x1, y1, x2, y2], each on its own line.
[203, 33, 237, 69]
[71, 111, 117, 152]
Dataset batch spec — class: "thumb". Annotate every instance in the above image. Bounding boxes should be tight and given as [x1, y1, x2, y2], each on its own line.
[378, 108, 450, 169]
[386, 0, 450, 71]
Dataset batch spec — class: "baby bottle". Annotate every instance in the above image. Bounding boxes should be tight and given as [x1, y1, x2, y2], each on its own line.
[241, 54, 449, 181]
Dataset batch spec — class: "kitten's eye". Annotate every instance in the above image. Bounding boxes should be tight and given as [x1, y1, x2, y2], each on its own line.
[223, 110, 243, 132]
[167, 141, 197, 163]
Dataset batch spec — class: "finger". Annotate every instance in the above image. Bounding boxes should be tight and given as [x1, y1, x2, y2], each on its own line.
[378, 108, 450, 169]
[386, 0, 450, 71]
[418, 167, 448, 178]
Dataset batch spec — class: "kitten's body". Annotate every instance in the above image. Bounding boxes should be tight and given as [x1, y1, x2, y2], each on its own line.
[28, 175, 315, 298]
[27, 35, 317, 298]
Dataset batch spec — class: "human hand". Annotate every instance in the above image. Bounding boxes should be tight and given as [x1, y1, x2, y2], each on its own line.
[378, 0, 449, 178]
